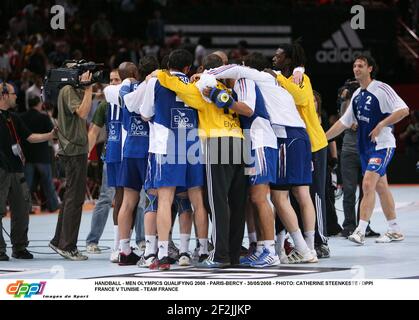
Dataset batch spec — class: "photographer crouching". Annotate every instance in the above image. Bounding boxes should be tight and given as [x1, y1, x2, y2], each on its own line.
[0, 83, 55, 261]
[48, 69, 93, 261]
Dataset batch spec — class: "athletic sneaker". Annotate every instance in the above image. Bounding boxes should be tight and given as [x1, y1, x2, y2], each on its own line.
[375, 232, 404, 243]
[198, 253, 209, 263]
[192, 246, 200, 261]
[136, 240, 146, 255]
[168, 240, 179, 263]
[59, 249, 88, 261]
[287, 249, 318, 264]
[365, 228, 381, 238]
[137, 254, 157, 268]
[149, 256, 171, 270]
[86, 243, 101, 254]
[196, 258, 230, 269]
[315, 243, 330, 258]
[284, 238, 294, 255]
[178, 252, 191, 266]
[49, 242, 87, 261]
[110, 250, 119, 263]
[118, 251, 140, 266]
[348, 230, 365, 245]
[279, 249, 288, 264]
[49, 242, 61, 254]
[250, 248, 280, 268]
[239, 251, 260, 266]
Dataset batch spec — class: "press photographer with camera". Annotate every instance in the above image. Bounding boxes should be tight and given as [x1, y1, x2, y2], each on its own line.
[48, 68, 94, 261]
[0, 83, 56, 261]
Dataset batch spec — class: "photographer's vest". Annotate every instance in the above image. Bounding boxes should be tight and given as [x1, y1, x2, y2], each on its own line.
[120, 81, 149, 159]
[153, 72, 199, 156]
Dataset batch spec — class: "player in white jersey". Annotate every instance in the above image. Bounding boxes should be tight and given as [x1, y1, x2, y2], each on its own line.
[326, 55, 409, 245]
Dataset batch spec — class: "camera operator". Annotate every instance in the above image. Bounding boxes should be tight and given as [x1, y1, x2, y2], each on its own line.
[49, 70, 93, 261]
[0, 83, 55, 261]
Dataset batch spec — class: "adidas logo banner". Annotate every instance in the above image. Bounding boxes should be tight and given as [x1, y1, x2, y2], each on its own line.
[316, 21, 370, 63]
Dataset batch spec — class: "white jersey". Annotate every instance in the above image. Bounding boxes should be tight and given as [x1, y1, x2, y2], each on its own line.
[233, 78, 277, 149]
[206, 64, 306, 130]
[123, 80, 147, 114]
[103, 83, 126, 160]
[340, 80, 409, 152]
[140, 77, 160, 154]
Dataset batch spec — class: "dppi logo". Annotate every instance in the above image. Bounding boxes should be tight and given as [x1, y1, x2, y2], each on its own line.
[6, 280, 46, 298]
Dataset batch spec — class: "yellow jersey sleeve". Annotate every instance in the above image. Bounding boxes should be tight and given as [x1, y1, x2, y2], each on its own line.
[156, 70, 209, 111]
[276, 73, 328, 152]
[276, 73, 310, 106]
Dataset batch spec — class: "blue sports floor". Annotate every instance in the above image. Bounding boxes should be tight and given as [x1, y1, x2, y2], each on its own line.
[1, 186, 418, 280]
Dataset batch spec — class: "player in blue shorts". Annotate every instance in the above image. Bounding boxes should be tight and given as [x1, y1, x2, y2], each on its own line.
[140, 49, 206, 270]
[102, 71, 126, 262]
[116, 59, 160, 265]
[326, 55, 409, 245]
[210, 73, 280, 267]
[207, 54, 318, 263]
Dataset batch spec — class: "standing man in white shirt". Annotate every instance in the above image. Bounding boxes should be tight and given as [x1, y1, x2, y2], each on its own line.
[326, 55, 409, 245]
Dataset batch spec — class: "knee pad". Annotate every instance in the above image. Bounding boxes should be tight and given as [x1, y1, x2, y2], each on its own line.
[174, 195, 192, 214]
[144, 193, 158, 214]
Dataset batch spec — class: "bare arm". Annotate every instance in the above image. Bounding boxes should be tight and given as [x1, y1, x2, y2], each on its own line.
[231, 101, 254, 117]
[202, 87, 253, 117]
[27, 129, 55, 143]
[88, 124, 101, 154]
[369, 108, 410, 142]
[326, 120, 349, 141]
[75, 71, 93, 120]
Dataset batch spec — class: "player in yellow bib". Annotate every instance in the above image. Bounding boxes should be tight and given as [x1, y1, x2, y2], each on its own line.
[272, 42, 330, 258]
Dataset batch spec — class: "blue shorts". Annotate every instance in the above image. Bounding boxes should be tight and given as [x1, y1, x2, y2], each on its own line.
[119, 157, 148, 191]
[246, 147, 278, 185]
[145, 153, 204, 190]
[106, 162, 122, 187]
[271, 131, 312, 187]
[361, 148, 395, 177]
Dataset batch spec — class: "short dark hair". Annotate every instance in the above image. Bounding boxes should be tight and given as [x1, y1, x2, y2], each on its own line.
[353, 54, 378, 78]
[202, 54, 223, 70]
[161, 55, 169, 69]
[277, 41, 306, 70]
[168, 49, 193, 71]
[138, 56, 159, 80]
[243, 52, 270, 71]
[28, 95, 41, 108]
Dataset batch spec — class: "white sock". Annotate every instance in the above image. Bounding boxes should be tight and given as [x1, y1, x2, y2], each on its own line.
[358, 220, 369, 235]
[277, 230, 286, 249]
[158, 241, 169, 259]
[144, 235, 157, 256]
[290, 229, 309, 253]
[180, 233, 190, 254]
[113, 226, 119, 251]
[119, 239, 131, 255]
[387, 219, 401, 233]
[304, 230, 315, 250]
[198, 238, 208, 255]
[256, 241, 264, 256]
[248, 232, 257, 244]
[263, 240, 276, 255]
